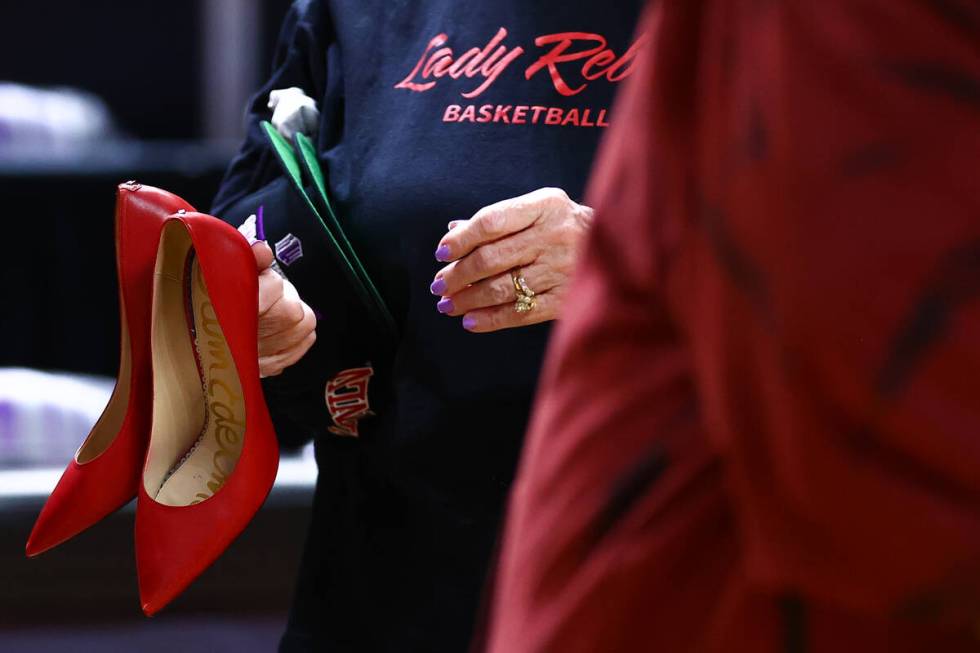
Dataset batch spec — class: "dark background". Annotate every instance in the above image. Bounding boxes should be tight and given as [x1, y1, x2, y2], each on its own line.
[0, 0, 294, 376]
[0, 0, 294, 139]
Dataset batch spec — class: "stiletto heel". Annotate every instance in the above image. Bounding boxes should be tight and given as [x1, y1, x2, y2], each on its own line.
[135, 213, 278, 615]
[26, 183, 195, 557]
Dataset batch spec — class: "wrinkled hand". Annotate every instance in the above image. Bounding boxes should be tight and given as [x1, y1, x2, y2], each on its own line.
[430, 187, 593, 333]
[252, 242, 316, 377]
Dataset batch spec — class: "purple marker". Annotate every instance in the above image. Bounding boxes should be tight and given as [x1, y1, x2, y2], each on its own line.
[255, 205, 266, 241]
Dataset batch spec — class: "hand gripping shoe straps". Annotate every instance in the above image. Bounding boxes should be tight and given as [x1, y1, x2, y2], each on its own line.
[136, 213, 279, 615]
[26, 183, 196, 557]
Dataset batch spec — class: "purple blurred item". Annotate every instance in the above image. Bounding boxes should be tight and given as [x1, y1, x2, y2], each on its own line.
[274, 233, 304, 267]
[0, 368, 113, 469]
[256, 205, 266, 241]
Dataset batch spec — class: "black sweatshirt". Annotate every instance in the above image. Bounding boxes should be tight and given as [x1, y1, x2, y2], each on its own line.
[211, 1, 644, 650]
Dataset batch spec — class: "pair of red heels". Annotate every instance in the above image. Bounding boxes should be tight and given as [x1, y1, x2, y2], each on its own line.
[25, 182, 279, 615]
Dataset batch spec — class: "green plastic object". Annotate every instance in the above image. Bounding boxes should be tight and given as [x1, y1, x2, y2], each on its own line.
[260, 121, 397, 339]
[293, 132, 397, 338]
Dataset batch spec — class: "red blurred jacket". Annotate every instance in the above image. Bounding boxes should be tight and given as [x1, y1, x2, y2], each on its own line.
[485, 1, 980, 651]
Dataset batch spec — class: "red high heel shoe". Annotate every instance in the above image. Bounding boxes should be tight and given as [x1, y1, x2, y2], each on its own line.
[26, 183, 195, 557]
[136, 213, 279, 615]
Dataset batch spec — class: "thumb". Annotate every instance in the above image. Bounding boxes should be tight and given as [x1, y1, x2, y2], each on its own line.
[252, 240, 275, 272]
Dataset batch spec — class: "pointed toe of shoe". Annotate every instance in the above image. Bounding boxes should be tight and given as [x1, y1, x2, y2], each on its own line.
[134, 489, 255, 616]
[135, 468, 278, 614]
[25, 523, 61, 559]
[141, 600, 162, 618]
[26, 459, 139, 558]
[26, 500, 123, 559]
[138, 576, 178, 618]
[135, 500, 202, 617]
[137, 550, 174, 617]
[25, 507, 79, 558]
[140, 580, 177, 617]
[25, 508, 61, 558]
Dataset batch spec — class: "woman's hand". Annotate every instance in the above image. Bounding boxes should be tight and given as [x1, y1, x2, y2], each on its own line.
[430, 187, 593, 333]
[252, 241, 317, 377]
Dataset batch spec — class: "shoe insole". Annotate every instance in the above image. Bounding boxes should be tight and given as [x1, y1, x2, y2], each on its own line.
[144, 222, 245, 507]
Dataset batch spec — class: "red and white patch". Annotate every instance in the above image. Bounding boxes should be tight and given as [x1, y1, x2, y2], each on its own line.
[325, 366, 374, 437]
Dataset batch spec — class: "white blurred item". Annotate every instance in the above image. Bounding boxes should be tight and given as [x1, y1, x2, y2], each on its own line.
[268, 87, 319, 140]
[0, 368, 114, 468]
[238, 213, 259, 245]
[0, 83, 117, 151]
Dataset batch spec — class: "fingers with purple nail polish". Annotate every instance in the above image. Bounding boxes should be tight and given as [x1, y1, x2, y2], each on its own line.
[437, 297, 454, 314]
[430, 278, 447, 295]
[435, 244, 451, 261]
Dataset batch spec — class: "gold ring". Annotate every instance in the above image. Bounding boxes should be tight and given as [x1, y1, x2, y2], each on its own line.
[517, 276, 535, 298]
[515, 294, 536, 313]
[510, 268, 523, 296]
[510, 268, 536, 313]
[510, 268, 536, 298]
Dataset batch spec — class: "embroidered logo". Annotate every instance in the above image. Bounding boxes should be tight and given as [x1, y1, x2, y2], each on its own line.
[325, 366, 374, 437]
[394, 27, 649, 129]
[275, 233, 304, 266]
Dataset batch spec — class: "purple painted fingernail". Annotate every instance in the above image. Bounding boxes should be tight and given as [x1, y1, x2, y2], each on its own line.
[435, 244, 451, 261]
[463, 315, 477, 331]
[255, 205, 266, 241]
[430, 278, 447, 295]
[437, 297, 454, 314]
